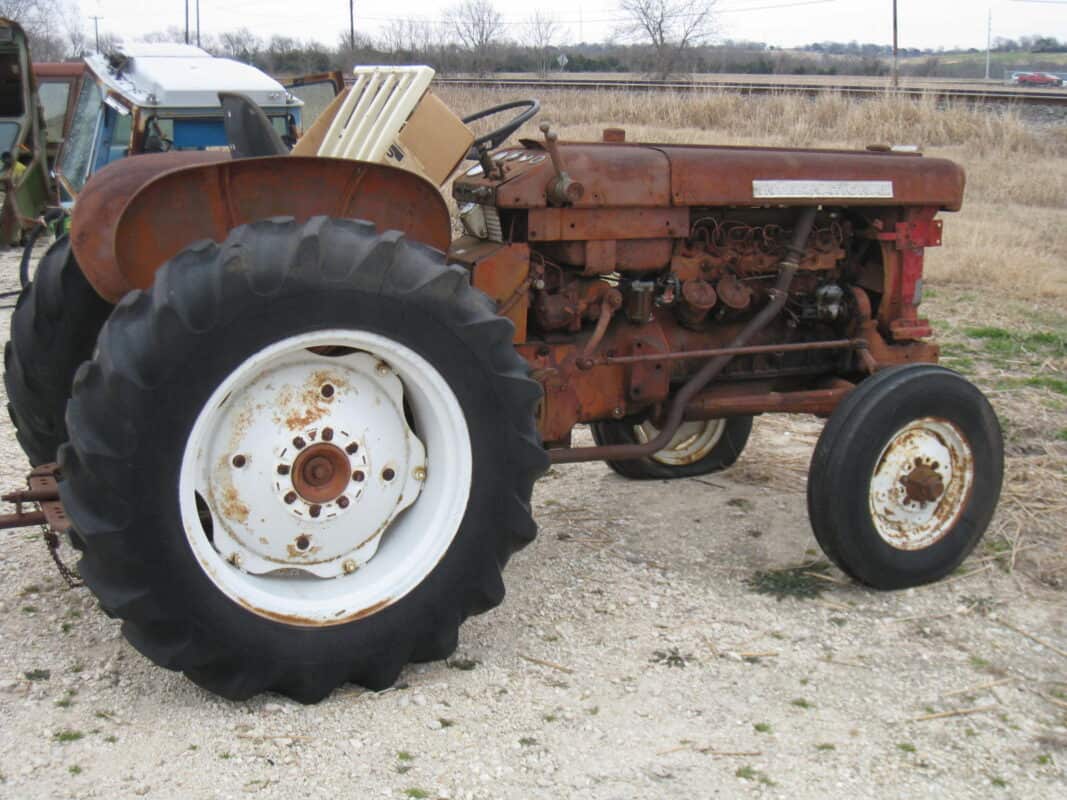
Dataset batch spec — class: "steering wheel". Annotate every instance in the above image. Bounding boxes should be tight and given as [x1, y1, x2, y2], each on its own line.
[461, 99, 540, 159]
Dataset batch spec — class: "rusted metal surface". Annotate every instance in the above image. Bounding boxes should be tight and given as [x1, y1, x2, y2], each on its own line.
[0, 509, 47, 528]
[291, 443, 351, 505]
[901, 463, 945, 503]
[0, 464, 78, 585]
[2, 487, 60, 503]
[71, 152, 229, 300]
[684, 380, 854, 419]
[527, 206, 687, 242]
[658, 145, 965, 211]
[453, 239, 532, 343]
[547, 207, 818, 464]
[0, 464, 68, 532]
[74, 155, 452, 302]
[463, 143, 672, 209]
[456, 141, 964, 212]
[871, 207, 940, 341]
[591, 338, 864, 368]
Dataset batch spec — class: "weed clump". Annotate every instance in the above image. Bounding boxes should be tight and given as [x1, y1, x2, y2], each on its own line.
[747, 562, 831, 600]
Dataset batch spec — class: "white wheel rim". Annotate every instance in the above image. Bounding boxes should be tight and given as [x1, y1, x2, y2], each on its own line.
[178, 330, 472, 626]
[869, 417, 974, 551]
[636, 418, 728, 466]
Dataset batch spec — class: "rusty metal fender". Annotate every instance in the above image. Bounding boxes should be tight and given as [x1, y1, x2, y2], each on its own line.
[71, 154, 452, 302]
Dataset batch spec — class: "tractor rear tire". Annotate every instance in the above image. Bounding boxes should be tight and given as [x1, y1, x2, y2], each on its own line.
[807, 365, 1003, 589]
[59, 217, 547, 703]
[4, 236, 112, 465]
[591, 416, 753, 480]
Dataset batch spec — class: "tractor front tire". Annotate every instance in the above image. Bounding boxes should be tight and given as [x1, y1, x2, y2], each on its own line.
[59, 217, 547, 703]
[591, 416, 753, 480]
[4, 236, 112, 465]
[807, 365, 1003, 589]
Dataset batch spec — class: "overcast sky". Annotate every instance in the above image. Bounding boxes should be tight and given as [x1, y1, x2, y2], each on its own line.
[83, 0, 1067, 51]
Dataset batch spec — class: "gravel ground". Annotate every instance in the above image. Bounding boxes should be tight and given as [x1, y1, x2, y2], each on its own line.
[0, 245, 1064, 800]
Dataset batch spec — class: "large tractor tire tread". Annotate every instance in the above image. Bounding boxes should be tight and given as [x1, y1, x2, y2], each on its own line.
[60, 217, 547, 703]
[4, 236, 112, 465]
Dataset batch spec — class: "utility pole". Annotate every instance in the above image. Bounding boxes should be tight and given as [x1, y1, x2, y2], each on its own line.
[197, 0, 201, 48]
[185, 0, 190, 44]
[90, 15, 102, 52]
[892, 0, 899, 88]
[985, 8, 992, 81]
[350, 0, 355, 50]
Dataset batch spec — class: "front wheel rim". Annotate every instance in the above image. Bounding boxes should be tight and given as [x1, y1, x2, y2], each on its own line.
[178, 330, 473, 627]
[868, 417, 975, 551]
[636, 418, 728, 466]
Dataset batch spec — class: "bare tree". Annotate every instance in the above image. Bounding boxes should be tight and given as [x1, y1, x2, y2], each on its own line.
[1, 0, 76, 59]
[617, 0, 717, 79]
[66, 24, 88, 58]
[446, 0, 503, 74]
[139, 27, 187, 44]
[219, 28, 263, 64]
[525, 11, 560, 76]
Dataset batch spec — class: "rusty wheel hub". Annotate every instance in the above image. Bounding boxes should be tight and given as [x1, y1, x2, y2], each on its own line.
[292, 444, 350, 504]
[900, 461, 945, 504]
[869, 417, 974, 551]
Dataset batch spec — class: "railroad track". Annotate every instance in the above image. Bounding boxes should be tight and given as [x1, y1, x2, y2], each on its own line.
[432, 76, 1067, 106]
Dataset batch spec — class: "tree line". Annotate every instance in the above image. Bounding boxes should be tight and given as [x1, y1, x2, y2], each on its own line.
[3, 0, 1062, 80]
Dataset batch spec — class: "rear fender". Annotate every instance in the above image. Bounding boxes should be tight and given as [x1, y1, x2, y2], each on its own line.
[71, 154, 452, 302]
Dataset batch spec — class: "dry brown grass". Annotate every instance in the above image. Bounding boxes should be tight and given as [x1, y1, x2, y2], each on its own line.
[437, 86, 1067, 299]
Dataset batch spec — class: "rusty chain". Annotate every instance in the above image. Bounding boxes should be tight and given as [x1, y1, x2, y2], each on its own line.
[41, 526, 83, 588]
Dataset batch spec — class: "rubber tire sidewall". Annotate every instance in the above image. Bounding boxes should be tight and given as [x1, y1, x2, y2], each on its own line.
[807, 365, 1003, 589]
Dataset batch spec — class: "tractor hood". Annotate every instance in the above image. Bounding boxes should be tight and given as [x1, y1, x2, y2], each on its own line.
[454, 140, 965, 212]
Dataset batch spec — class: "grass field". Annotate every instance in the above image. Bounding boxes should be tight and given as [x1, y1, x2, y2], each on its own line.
[439, 85, 1067, 583]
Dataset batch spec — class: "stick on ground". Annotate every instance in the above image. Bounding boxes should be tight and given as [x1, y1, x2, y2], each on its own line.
[517, 653, 575, 674]
[911, 705, 997, 722]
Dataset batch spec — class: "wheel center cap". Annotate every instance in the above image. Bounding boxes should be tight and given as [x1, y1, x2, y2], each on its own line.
[900, 462, 944, 504]
[292, 443, 349, 504]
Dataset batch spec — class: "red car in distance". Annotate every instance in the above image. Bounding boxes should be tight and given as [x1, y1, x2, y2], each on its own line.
[1013, 72, 1064, 87]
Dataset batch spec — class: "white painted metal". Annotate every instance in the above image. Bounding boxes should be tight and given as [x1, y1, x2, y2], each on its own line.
[636, 419, 728, 467]
[752, 180, 895, 199]
[317, 66, 434, 162]
[868, 417, 975, 551]
[84, 46, 297, 110]
[179, 330, 473, 626]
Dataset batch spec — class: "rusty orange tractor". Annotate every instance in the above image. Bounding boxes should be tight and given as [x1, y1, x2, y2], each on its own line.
[3, 66, 1002, 703]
